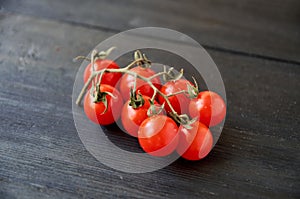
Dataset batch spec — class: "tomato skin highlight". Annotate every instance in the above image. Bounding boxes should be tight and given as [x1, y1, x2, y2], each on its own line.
[189, 91, 226, 127]
[158, 79, 192, 115]
[177, 121, 213, 160]
[84, 84, 123, 125]
[84, 59, 122, 87]
[119, 66, 161, 101]
[138, 115, 179, 157]
[121, 96, 159, 137]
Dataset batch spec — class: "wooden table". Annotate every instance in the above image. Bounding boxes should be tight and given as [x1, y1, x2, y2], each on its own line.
[0, 0, 299, 198]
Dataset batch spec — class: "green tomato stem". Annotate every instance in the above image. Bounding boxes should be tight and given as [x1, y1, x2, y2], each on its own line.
[75, 50, 194, 125]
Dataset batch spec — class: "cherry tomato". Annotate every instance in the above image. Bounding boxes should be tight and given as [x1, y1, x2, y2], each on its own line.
[121, 95, 160, 137]
[158, 79, 192, 115]
[84, 84, 123, 125]
[138, 115, 179, 157]
[189, 91, 226, 127]
[177, 121, 213, 160]
[119, 66, 161, 101]
[84, 59, 122, 87]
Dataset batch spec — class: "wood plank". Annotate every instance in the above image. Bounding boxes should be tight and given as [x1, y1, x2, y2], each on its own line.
[0, 13, 299, 198]
[1, 0, 300, 63]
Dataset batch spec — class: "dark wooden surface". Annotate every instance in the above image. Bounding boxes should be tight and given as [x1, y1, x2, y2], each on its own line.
[0, 0, 299, 198]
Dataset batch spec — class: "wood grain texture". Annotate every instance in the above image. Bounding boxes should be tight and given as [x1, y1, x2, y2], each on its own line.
[1, 0, 300, 63]
[0, 13, 299, 198]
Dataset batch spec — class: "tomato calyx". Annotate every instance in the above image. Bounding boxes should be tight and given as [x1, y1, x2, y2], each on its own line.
[92, 84, 116, 114]
[163, 66, 184, 82]
[94, 47, 116, 60]
[129, 88, 145, 109]
[134, 50, 151, 68]
[169, 112, 198, 129]
[74, 47, 116, 63]
[147, 100, 165, 117]
[187, 77, 199, 99]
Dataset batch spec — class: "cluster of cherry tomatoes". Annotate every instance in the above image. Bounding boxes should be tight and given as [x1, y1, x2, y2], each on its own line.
[81, 51, 226, 161]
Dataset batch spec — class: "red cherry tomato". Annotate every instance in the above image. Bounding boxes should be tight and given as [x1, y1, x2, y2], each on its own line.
[158, 79, 192, 115]
[177, 121, 213, 160]
[84, 84, 123, 125]
[84, 59, 122, 87]
[119, 66, 161, 101]
[121, 95, 159, 137]
[138, 115, 179, 157]
[189, 91, 226, 127]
